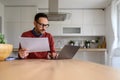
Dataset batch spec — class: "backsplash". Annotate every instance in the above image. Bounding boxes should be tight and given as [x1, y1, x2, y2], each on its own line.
[54, 36, 104, 48]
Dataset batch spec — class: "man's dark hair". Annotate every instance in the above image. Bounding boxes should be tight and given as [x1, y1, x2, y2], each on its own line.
[34, 13, 48, 22]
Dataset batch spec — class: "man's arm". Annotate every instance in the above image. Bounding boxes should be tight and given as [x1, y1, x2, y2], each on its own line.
[48, 34, 57, 59]
[18, 32, 30, 59]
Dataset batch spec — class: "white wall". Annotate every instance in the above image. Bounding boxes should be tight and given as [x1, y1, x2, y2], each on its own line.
[0, 2, 4, 33]
[105, 5, 114, 65]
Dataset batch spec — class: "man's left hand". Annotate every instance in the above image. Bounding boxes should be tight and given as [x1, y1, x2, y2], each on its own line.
[47, 52, 58, 59]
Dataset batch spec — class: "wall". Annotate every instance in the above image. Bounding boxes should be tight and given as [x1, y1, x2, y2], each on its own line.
[54, 36, 98, 48]
[0, 2, 4, 33]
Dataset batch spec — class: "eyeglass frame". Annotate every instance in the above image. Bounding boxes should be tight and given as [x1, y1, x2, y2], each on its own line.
[36, 21, 49, 28]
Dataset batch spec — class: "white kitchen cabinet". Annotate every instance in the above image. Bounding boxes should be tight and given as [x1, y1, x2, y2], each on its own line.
[61, 26, 82, 36]
[5, 7, 21, 22]
[4, 6, 36, 48]
[5, 6, 36, 22]
[60, 10, 83, 25]
[47, 10, 83, 36]
[21, 22, 34, 32]
[5, 7, 106, 45]
[73, 51, 106, 65]
[70, 10, 83, 25]
[21, 7, 36, 22]
[82, 24, 105, 36]
[56, 48, 107, 65]
[47, 24, 82, 36]
[4, 22, 21, 48]
[82, 10, 105, 36]
[46, 23, 62, 36]
[38, 9, 105, 36]
[83, 10, 105, 25]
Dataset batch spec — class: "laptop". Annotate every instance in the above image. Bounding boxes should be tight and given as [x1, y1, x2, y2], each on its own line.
[56, 45, 80, 59]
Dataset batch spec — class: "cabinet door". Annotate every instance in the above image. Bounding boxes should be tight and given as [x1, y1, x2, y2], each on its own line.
[21, 22, 34, 32]
[4, 22, 21, 48]
[21, 7, 36, 22]
[83, 10, 105, 36]
[20, 6, 36, 32]
[71, 10, 83, 25]
[46, 23, 62, 36]
[5, 6, 36, 48]
[73, 51, 105, 65]
[82, 24, 105, 36]
[5, 7, 21, 22]
[83, 10, 105, 25]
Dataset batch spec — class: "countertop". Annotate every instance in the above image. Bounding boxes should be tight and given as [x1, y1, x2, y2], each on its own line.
[13, 48, 107, 52]
[56, 48, 107, 52]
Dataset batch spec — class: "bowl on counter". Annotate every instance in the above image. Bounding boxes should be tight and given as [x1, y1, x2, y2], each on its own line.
[0, 44, 13, 61]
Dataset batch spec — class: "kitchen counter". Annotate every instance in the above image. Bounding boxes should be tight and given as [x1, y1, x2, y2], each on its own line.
[56, 48, 107, 52]
[56, 48, 108, 65]
[13, 48, 108, 64]
[13, 48, 107, 52]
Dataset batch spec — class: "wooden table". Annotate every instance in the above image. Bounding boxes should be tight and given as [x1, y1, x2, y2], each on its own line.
[0, 59, 120, 80]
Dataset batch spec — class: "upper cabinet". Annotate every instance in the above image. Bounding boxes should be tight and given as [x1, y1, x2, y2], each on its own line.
[71, 10, 83, 25]
[82, 10, 105, 36]
[46, 23, 62, 36]
[82, 24, 105, 36]
[5, 7, 21, 22]
[21, 7, 37, 22]
[83, 10, 105, 25]
[4, 6, 36, 48]
[5, 6, 36, 22]
[5, 7, 106, 38]
[60, 10, 83, 25]
[47, 9, 105, 36]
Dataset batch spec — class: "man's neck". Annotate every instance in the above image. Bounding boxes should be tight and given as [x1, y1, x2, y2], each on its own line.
[32, 28, 44, 37]
[34, 28, 43, 35]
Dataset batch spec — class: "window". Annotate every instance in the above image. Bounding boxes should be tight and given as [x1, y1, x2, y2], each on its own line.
[117, 3, 120, 46]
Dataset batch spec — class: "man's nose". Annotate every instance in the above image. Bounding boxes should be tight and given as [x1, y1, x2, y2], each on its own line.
[42, 26, 46, 29]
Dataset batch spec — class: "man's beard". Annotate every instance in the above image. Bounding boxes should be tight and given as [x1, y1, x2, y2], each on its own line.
[40, 29, 46, 34]
[35, 28, 46, 34]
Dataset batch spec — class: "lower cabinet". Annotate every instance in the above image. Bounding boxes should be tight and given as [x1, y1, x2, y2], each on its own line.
[73, 51, 105, 65]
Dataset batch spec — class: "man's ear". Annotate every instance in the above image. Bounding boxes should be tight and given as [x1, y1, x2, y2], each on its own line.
[34, 21, 37, 27]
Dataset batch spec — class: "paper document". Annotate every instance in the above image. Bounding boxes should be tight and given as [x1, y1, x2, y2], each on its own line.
[20, 37, 50, 52]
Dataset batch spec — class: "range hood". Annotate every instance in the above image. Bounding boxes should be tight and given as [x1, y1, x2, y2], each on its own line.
[46, 0, 67, 21]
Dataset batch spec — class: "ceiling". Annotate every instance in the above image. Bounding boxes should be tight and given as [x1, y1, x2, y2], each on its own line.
[0, 0, 112, 8]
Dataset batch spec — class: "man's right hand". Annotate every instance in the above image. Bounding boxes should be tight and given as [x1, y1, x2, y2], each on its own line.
[18, 48, 29, 59]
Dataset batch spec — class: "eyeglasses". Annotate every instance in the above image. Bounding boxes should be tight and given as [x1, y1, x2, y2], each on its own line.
[36, 21, 49, 28]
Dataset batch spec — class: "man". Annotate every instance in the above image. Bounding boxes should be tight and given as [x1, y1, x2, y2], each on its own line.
[18, 13, 57, 59]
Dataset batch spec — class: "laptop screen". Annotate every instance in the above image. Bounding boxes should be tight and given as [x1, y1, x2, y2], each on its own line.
[57, 45, 80, 59]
